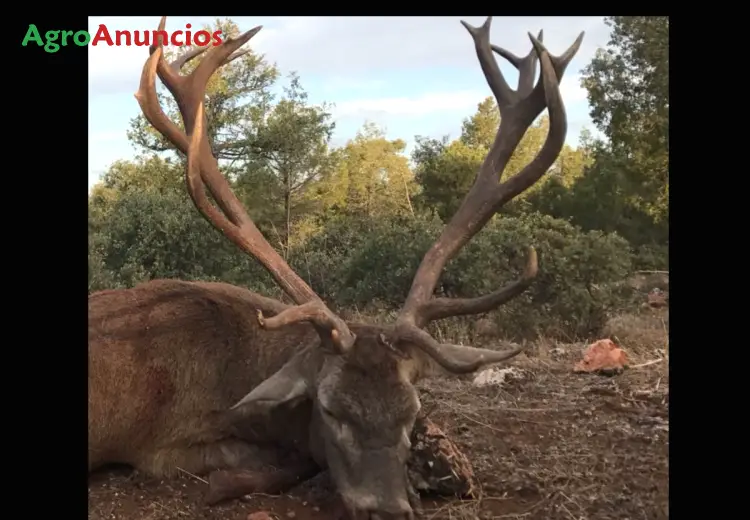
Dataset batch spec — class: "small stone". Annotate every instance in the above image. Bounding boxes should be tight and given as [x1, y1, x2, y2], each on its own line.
[286, 511, 296, 518]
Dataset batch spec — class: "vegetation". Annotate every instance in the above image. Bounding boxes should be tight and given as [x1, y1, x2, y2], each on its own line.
[89, 16, 669, 340]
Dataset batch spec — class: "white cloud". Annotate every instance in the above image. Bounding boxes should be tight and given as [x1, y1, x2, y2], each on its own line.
[321, 77, 387, 94]
[88, 16, 610, 97]
[249, 16, 609, 77]
[559, 73, 589, 104]
[332, 90, 485, 118]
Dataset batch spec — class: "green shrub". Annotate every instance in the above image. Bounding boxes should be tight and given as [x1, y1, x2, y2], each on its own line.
[89, 190, 277, 294]
[295, 212, 634, 340]
[89, 189, 636, 340]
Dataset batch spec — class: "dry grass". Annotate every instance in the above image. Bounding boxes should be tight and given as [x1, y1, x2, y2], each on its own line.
[603, 308, 669, 361]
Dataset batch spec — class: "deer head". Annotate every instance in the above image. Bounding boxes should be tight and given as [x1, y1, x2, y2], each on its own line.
[136, 16, 582, 519]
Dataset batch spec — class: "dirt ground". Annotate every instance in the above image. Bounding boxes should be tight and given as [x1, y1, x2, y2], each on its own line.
[89, 320, 668, 520]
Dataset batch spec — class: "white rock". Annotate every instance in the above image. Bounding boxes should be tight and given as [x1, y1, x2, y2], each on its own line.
[472, 367, 520, 387]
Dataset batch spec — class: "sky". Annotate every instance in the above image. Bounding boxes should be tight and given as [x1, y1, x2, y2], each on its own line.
[88, 16, 612, 191]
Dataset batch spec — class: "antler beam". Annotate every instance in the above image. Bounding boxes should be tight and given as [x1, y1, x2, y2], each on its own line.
[391, 17, 583, 370]
[136, 17, 355, 354]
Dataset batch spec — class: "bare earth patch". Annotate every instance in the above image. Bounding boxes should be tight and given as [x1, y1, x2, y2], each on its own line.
[88, 344, 668, 520]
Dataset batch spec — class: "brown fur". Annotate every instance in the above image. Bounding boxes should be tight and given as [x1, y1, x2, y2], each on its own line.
[89, 279, 319, 474]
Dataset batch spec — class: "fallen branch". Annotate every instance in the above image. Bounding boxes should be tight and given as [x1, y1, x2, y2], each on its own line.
[630, 359, 664, 369]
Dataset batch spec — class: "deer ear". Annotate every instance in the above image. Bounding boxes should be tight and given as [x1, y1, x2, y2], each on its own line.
[230, 352, 312, 416]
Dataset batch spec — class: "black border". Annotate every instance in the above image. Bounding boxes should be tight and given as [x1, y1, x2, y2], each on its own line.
[12, 11, 89, 511]
[12, 11, 700, 520]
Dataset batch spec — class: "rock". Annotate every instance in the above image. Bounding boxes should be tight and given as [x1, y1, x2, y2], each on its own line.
[407, 412, 477, 498]
[472, 367, 521, 387]
[247, 512, 274, 520]
[647, 288, 668, 308]
[549, 346, 567, 359]
[573, 339, 629, 375]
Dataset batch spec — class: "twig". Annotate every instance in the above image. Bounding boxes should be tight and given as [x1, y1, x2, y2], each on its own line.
[176, 466, 209, 485]
[630, 359, 663, 369]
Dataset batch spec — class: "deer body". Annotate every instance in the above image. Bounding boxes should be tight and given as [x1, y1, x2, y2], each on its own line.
[88, 279, 316, 476]
[89, 15, 584, 519]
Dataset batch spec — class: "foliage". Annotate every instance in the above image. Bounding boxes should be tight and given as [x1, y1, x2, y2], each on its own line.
[519, 16, 668, 265]
[413, 98, 589, 220]
[574, 16, 668, 244]
[582, 16, 669, 223]
[307, 122, 417, 219]
[293, 212, 632, 339]
[290, 212, 444, 308]
[238, 73, 336, 252]
[445, 213, 633, 339]
[88, 188, 278, 294]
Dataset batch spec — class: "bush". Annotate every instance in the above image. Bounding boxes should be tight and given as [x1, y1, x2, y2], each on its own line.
[89, 189, 637, 340]
[445, 213, 633, 339]
[291, 213, 443, 308]
[632, 243, 668, 271]
[89, 190, 278, 294]
[293, 211, 634, 340]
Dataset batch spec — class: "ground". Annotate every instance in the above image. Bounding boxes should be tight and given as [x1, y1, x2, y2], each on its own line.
[89, 311, 668, 520]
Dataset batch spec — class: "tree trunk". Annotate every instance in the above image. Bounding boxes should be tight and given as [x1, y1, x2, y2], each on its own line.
[284, 174, 291, 261]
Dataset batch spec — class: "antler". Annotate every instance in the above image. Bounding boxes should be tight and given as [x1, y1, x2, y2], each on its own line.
[392, 17, 584, 371]
[134, 17, 355, 354]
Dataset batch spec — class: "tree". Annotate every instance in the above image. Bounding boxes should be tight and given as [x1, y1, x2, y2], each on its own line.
[414, 97, 586, 220]
[459, 96, 498, 149]
[309, 122, 416, 219]
[238, 73, 336, 255]
[412, 137, 484, 220]
[581, 16, 669, 223]
[87, 155, 278, 294]
[89, 155, 185, 227]
[127, 18, 279, 167]
[92, 155, 184, 196]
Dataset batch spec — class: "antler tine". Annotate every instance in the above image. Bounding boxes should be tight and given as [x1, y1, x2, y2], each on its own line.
[169, 45, 209, 73]
[393, 324, 526, 374]
[491, 29, 543, 98]
[393, 20, 583, 372]
[460, 17, 517, 109]
[138, 17, 355, 355]
[418, 246, 538, 323]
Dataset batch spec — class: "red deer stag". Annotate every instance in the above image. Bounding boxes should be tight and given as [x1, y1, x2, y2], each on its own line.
[88, 16, 583, 519]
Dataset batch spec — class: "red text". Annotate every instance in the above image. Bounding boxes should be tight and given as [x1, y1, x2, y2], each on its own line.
[91, 24, 223, 47]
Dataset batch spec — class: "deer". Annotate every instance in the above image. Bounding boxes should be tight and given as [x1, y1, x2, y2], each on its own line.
[88, 16, 583, 520]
